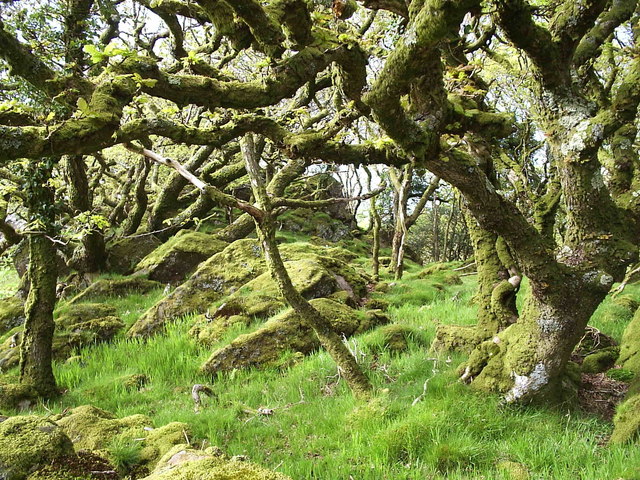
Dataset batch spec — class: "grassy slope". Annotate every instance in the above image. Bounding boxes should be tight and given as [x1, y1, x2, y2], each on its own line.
[1, 249, 639, 479]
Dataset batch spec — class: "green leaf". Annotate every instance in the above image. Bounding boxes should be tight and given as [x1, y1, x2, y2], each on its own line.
[83, 44, 106, 64]
[76, 97, 90, 115]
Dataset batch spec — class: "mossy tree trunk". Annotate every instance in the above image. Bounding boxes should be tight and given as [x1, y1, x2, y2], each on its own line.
[65, 155, 106, 272]
[241, 134, 372, 398]
[434, 209, 520, 352]
[19, 159, 58, 398]
[121, 157, 151, 236]
[364, 167, 381, 281]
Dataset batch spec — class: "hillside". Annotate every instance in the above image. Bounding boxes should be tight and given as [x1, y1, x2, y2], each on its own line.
[0, 226, 639, 480]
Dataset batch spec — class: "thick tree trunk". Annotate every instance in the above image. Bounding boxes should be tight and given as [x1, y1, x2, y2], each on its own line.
[19, 234, 58, 398]
[19, 159, 58, 398]
[460, 282, 606, 403]
[456, 99, 634, 403]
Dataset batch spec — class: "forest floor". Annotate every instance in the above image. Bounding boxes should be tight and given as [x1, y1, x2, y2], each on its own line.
[1, 236, 639, 480]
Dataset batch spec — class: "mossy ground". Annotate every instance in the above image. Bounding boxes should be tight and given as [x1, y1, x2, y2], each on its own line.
[0, 244, 638, 479]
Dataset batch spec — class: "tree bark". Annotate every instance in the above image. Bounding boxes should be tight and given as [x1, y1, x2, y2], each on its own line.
[121, 158, 151, 236]
[19, 159, 58, 398]
[65, 155, 106, 272]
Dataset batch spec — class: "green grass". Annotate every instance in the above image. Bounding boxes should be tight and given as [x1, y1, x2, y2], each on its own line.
[0, 267, 19, 297]
[3, 255, 640, 479]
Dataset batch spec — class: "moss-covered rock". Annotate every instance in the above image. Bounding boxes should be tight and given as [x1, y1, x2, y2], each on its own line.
[211, 255, 367, 322]
[13, 240, 70, 280]
[618, 307, 640, 374]
[0, 304, 123, 371]
[189, 313, 252, 346]
[54, 405, 152, 451]
[0, 327, 22, 371]
[580, 346, 619, 374]
[129, 239, 267, 337]
[379, 324, 414, 353]
[135, 230, 228, 284]
[130, 239, 367, 338]
[0, 415, 75, 480]
[139, 422, 192, 469]
[142, 444, 291, 480]
[610, 392, 640, 444]
[201, 298, 388, 374]
[277, 208, 351, 242]
[68, 277, 162, 304]
[364, 297, 389, 311]
[56, 303, 118, 328]
[107, 235, 162, 275]
[0, 382, 38, 411]
[53, 405, 190, 471]
[120, 373, 149, 391]
[0, 296, 24, 336]
[26, 450, 118, 480]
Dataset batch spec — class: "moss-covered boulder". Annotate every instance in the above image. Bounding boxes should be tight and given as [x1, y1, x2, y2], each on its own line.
[580, 346, 619, 374]
[378, 324, 415, 353]
[135, 230, 228, 284]
[613, 294, 639, 314]
[129, 239, 366, 338]
[107, 235, 162, 275]
[141, 444, 291, 480]
[0, 382, 38, 411]
[277, 208, 351, 242]
[68, 277, 162, 304]
[0, 415, 75, 480]
[54, 405, 152, 451]
[610, 392, 640, 444]
[211, 255, 366, 322]
[201, 298, 389, 374]
[12, 240, 70, 280]
[26, 450, 118, 480]
[189, 313, 252, 346]
[129, 239, 266, 337]
[53, 405, 190, 471]
[0, 296, 24, 336]
[0, 304, 123, 370]
[56, 303, 118, 327]
[618, 308, 640, 374]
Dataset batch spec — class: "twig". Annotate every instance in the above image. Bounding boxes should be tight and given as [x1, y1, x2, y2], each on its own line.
[412, 358, 439, 406]
[453, 261, 476, 271]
